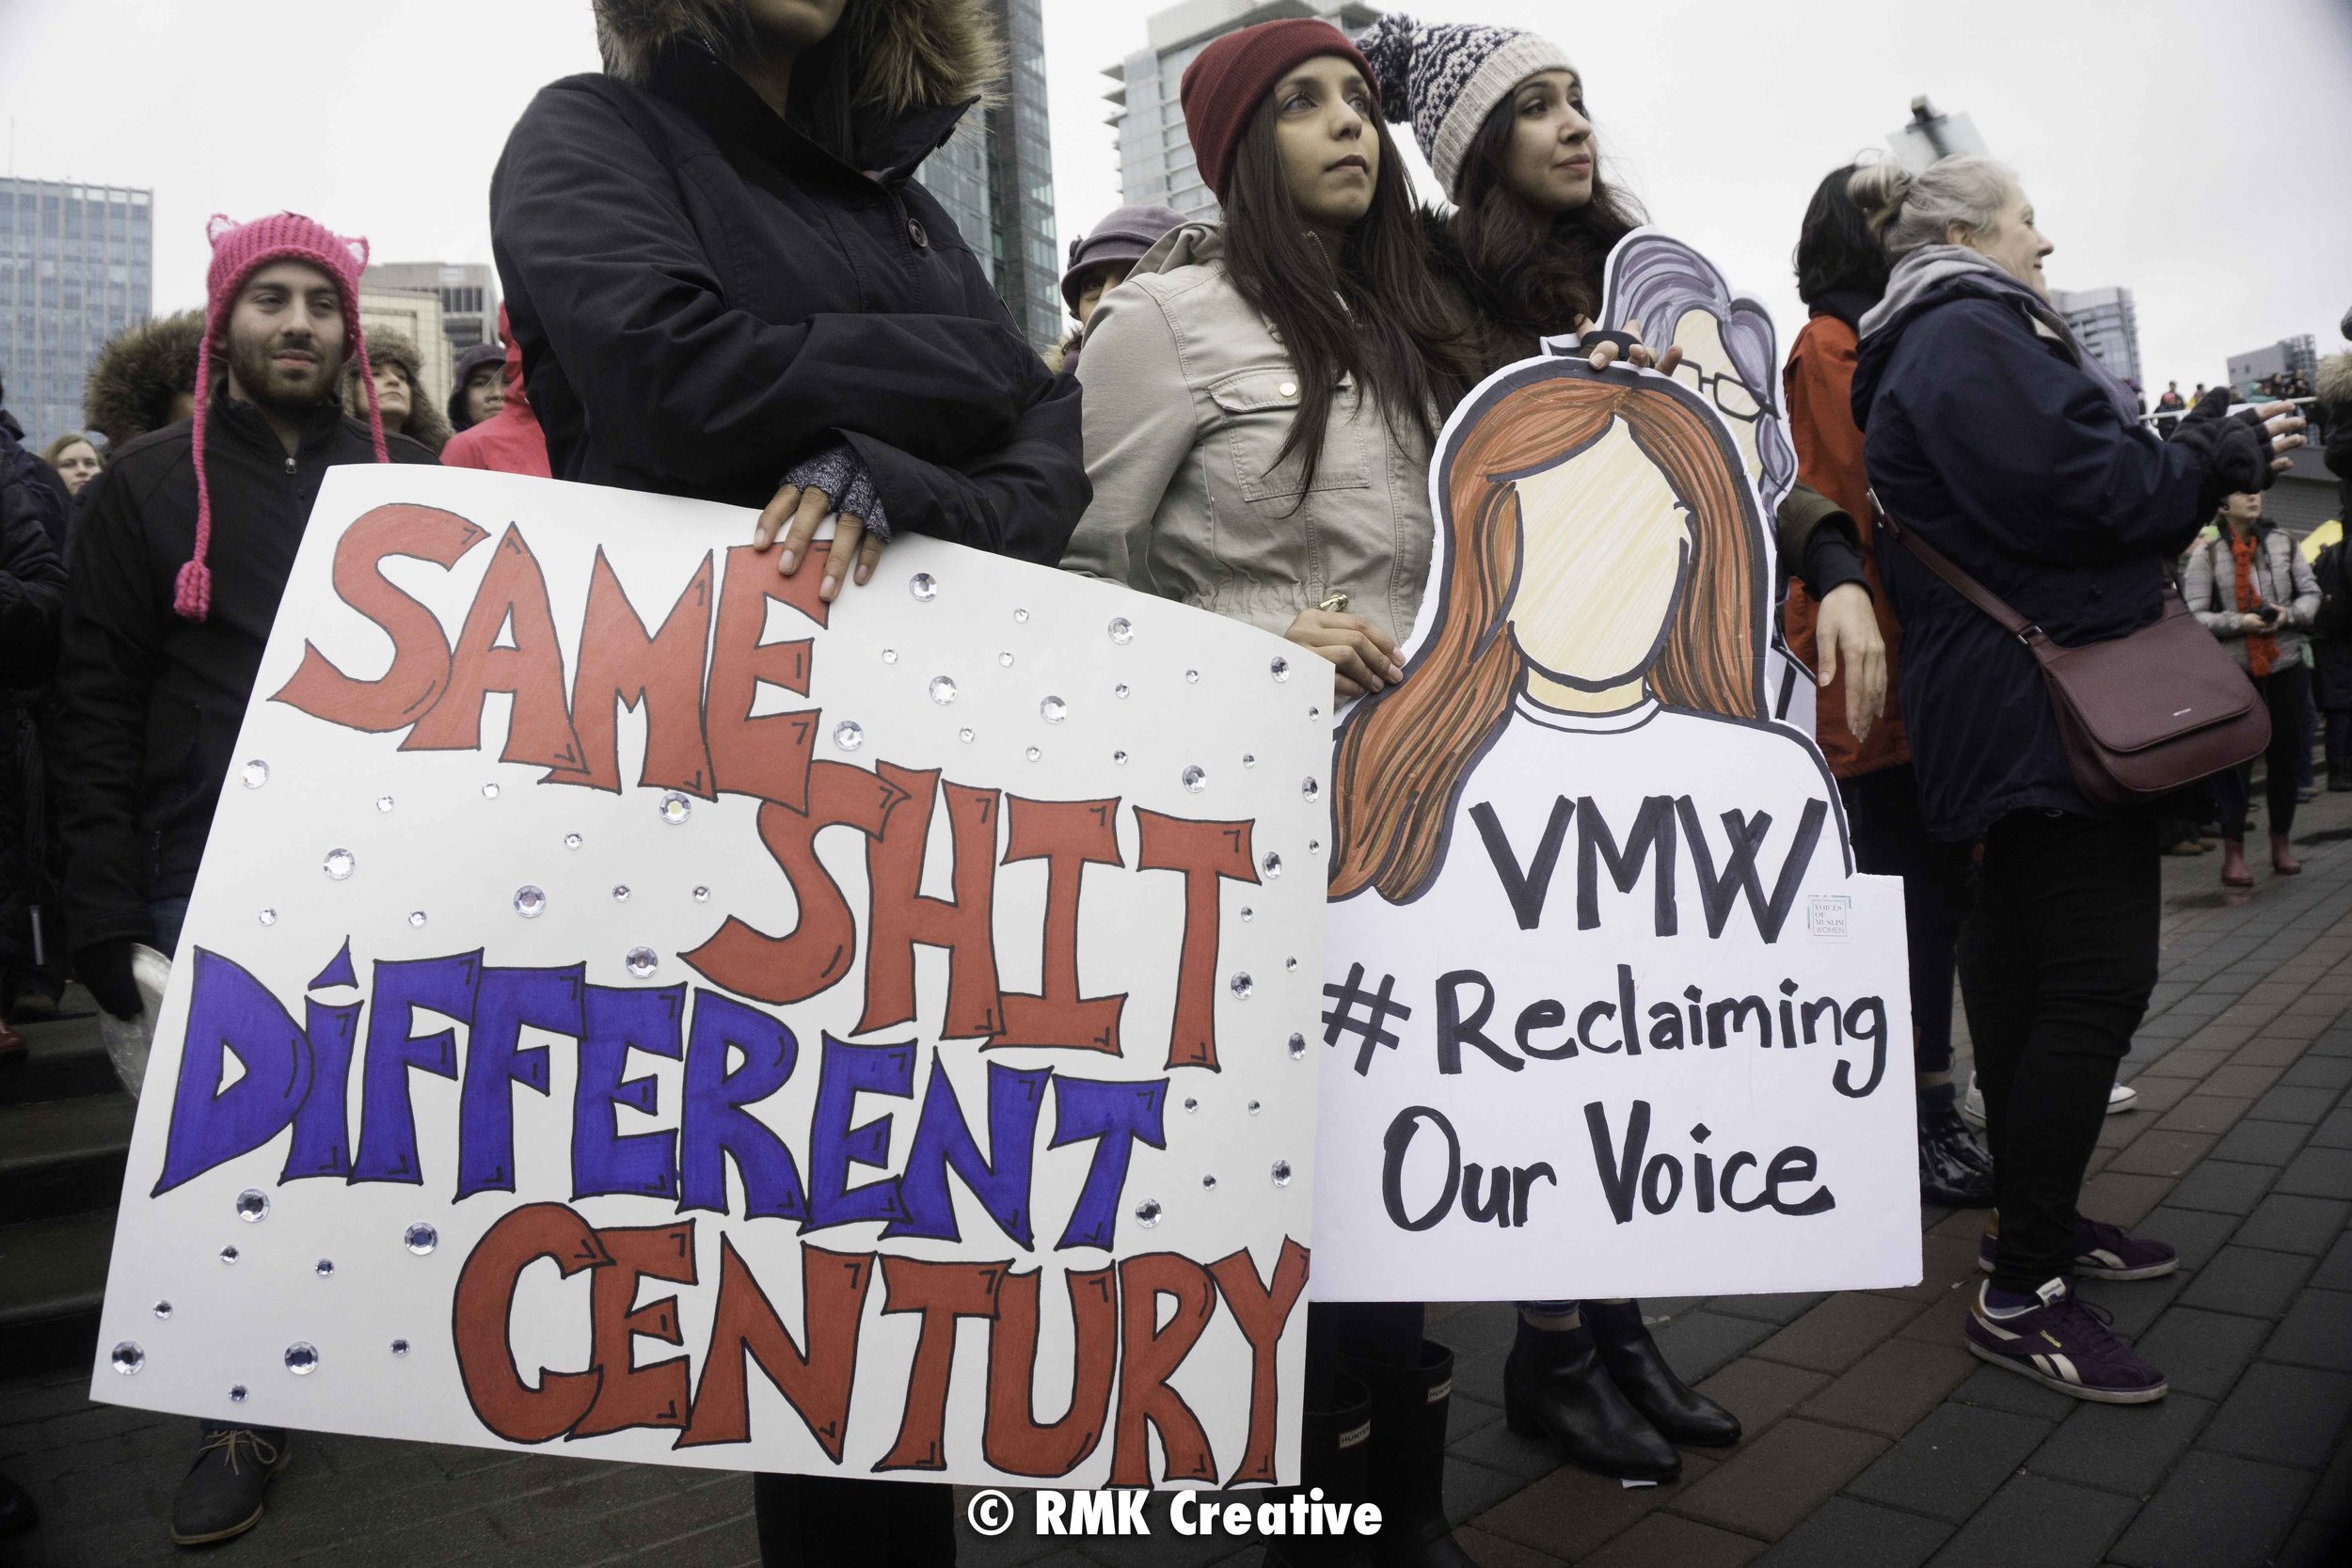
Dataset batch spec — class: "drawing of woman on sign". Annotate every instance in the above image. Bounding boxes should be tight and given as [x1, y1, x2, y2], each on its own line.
[1330, 355, 1851, 922]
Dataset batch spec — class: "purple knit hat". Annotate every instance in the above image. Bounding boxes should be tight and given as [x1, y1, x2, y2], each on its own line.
[183, 212, 388, 621]
[1060, 204, 1185, 316]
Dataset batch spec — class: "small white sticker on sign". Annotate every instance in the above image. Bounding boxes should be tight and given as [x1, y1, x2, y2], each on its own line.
[1808, 894, 1852, 942]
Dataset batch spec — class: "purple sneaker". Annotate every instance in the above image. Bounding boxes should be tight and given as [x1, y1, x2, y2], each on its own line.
[1975, 1216, 2180, 1281]
[1964, 1279, 2169, 1403]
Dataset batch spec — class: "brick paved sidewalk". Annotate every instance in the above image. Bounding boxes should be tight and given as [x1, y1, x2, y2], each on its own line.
[6, 800, 2351, 1567]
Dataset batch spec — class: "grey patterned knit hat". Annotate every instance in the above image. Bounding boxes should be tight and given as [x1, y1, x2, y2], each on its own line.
[1356, 12, 1575, 199]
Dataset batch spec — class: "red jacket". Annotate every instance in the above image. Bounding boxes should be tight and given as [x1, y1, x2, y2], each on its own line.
[440, 326, 551, 478]
[1782, 310, 1909, 778]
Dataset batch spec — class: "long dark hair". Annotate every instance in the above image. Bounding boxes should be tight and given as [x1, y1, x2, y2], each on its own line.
[1448, 94, 1644, 348]
[1793, 164, 1890, 309]
[1221, 95, 1478, 490]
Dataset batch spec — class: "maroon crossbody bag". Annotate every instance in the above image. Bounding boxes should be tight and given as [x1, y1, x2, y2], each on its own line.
[1873, 500, 2270, 807]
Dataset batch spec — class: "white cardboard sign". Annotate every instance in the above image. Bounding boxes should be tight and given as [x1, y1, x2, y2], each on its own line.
[1310, 233, 1920, 1302]
[90, 465, 1332, 1490]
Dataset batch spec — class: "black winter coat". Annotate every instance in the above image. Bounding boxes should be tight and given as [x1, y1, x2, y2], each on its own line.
[1853, 274, 2270, 841]
[51, 390, 436, 952]
[490, 47, 1087, 563]
[0, 448, 66, 685]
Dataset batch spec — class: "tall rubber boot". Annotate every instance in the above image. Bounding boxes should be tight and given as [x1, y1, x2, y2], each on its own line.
[1264, 1372, 1377, 1568]
[1339, 1341, 1477, 1568]
[1582, 1300, 1742, 1448]
[1502, 1316, 1679, 1481]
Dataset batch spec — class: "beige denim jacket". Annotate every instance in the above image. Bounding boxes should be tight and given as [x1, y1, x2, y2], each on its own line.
[1061, 223, 1436, 645]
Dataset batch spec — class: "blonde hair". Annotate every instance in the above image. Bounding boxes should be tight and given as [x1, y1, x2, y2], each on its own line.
[1847, 155, 2021, 262]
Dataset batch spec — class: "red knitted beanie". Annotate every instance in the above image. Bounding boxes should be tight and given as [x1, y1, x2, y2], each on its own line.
[180, 212, 389, 622]
[1181, 19, 1378, 202]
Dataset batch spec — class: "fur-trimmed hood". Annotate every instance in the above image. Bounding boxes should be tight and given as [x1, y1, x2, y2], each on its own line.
[592, 0, 1003, 115]
[343, 328, 453, 453]
[2318, 350, 2352, 419]
[83, 310, 208, 449]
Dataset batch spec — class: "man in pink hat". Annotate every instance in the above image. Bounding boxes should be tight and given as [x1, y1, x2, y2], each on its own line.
[49, 211, 435, 1547]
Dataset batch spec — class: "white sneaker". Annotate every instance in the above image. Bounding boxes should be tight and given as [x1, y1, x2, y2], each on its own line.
[1962, 1071, 2136, 1124]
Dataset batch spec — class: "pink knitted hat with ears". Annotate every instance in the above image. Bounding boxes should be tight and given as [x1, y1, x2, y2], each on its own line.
[179, 212, 389, 621]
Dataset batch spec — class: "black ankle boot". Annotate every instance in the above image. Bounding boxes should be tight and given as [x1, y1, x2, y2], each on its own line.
[1582, 1300, 1741, 1448]
[1264, 1372, 1377, 1568]
[753, 1474, 956, 1566]
[2331, 761, 2352, 793]
[1339, 1341, 1476, 1568]
[1503, 1316, 1680, 1481]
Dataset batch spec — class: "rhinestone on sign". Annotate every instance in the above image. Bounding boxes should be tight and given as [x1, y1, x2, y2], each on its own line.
[999, 651, 1015, 667]
[1288, 1032, 1308, 1060]
[235, 1188, 271, 1223]
[1115, 683, 1131, 699]
[153, 1300, 172, 1320]
[241, 760, 268, 789]
[514, 885, 547, 919]
[660, 791, 691, 825]
[1230, 973, 1254, 1000]
[219, 1246, 240, 1265]
[833, 720, 865, 752]
[1040, 695, 1068, 724]
[564, 832, 583, 849]
[229, 1385, 247, 1403]
[612, 884, 631, 902]
[407, 911, 426, 928]
[1014, 608, 1030, 624]
[314, 1259, 335, 1278]
[1239, 907, 1253, 922]
[1108, 616, 1134, 645]
[391, 1338, 410, 1357]
[375, 795, 394, 813]
[284, 1342, 319, 1376]
[1112, 750, 1129, 766]
[1025, 747, 1041, 763]
[482, 783, 501, 800]
[882, 648, 899, 664]
[1134, 1198, 1164, 1229]
[1202, 1174, 1219, 1193]
[403, 1223, 438, 1256]
[929, 674, 958, 705]
[323, 847, 355, 880]
[1243, 752, 1257, 768]
[1262, 851, 1283, 879]
[1302, 777, 1322, 803]
[1184, 1097, 1200, 1113]
[258, 908, 277, 927]
[1185, 669, 1200, 684]
[693, 886, 711, 902]
[626, 947, 659, 979]
[1309, 839, 1323, 856]
[1271, 1160, 1294, 1188]
[111, 1342, 145, 1375]
[1286, 957, 1299, 973]
[1270, 656, 1292, 682]
[1182, 765, 1207, 793]
[1248, 1100, 1263, 1116]
[959, 727, 976, 744]
[909, 571, 939, 601]
[1309, 705, 1322, 722]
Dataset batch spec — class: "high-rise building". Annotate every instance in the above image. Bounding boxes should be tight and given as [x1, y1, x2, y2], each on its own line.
[361, 261, 498, 356]
[1105, 0, 1382, 222]
[0, 177, 153, 448]
[914, 0, 1062, 349]
[2053, 286, 2144, 393]
[2227, 334, 2319, 395]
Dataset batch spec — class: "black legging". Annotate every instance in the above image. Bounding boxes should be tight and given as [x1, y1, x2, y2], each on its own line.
[1838, 764, 1968, 1081]
[1959, 811, 2159, 1291]
[2212, 661, 2312, 839]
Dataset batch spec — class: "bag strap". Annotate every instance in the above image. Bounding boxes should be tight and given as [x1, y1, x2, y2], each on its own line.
[1868, 491, 2039, 642]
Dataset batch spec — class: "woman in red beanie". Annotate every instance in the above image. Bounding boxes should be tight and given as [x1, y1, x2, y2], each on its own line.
[1063, 20, 1482, 1568]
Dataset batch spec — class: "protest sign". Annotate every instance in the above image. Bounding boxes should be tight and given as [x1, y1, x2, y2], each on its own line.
[1310, 233, 1919, 1303]
[90, 465, 1333, 1490]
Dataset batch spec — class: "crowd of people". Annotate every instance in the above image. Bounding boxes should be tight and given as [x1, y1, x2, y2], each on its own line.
[0, 0, 2336, 1560]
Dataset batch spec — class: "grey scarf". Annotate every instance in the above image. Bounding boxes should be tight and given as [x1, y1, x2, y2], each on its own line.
[1862, 244, 2141, 428]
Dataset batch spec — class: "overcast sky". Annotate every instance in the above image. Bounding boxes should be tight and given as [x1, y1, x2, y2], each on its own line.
[5, 0, 2347, 396]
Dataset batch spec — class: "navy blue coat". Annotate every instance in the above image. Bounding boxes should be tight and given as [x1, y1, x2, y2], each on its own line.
[1852, 276, 2229, 841]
